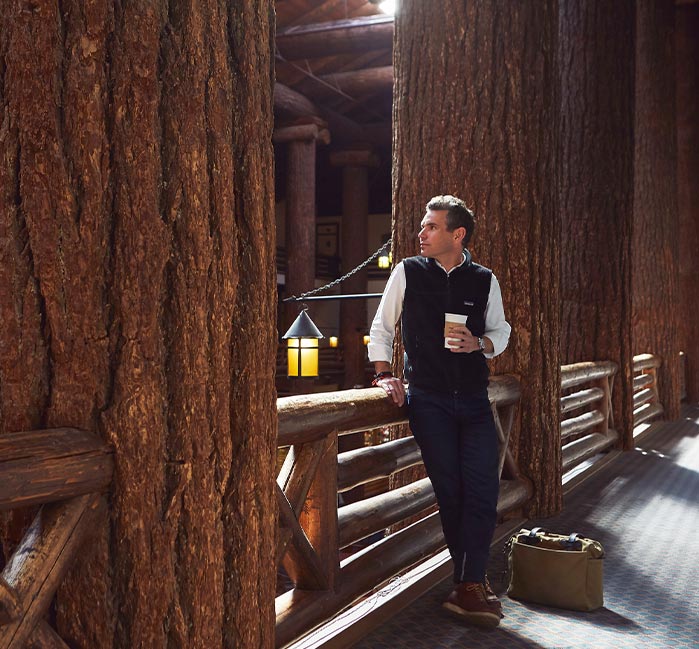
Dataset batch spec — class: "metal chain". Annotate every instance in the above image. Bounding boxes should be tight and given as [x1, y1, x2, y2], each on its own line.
[286, 237, 392, 301]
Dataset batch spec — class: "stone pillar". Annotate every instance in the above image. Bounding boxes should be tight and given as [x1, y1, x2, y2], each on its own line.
[331, 148, 380, 390]
[274, 121, 330, 329]
[676, 5, 699, 402]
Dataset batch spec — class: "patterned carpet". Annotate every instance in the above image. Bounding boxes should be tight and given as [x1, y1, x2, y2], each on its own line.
[353, 405, 699, 649]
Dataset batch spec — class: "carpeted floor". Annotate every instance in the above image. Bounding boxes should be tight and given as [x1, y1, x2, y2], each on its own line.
[353, 405, 699, 649]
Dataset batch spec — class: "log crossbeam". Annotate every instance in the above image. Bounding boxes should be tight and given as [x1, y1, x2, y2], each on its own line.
[276, 486, 329, 591]
[0, 428, 112, 647]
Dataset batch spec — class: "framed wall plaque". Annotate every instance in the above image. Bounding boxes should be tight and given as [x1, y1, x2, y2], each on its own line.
[316, 223, 339, 256]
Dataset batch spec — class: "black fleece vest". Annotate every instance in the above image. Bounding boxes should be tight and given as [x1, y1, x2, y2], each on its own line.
[401, 255, 492, 394]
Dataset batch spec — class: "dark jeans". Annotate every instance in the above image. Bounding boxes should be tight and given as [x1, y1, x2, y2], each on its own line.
[407, 386, 500, 583]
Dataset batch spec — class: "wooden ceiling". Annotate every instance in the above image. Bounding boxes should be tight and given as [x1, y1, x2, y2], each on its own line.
[274, 0, 394, 149]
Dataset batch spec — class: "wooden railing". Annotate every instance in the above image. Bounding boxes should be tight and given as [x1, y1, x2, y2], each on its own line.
[0, 428, 113, 648]
[275, 375, 528, 648]
[560, 361, 619, 474]
[680, 351, 686, 402]
[632, 353, 664, 427]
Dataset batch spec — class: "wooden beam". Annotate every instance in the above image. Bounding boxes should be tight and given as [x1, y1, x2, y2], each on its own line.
[561, 361, 619, 389]
[278, 376, 520, 446]
[25, 623, 70, 649]
[277, 15, 393, 60]
[276, 485, 330, 591]
[273, 122, 330, 145]
[561, 409, 605, 441]
[0, 494, 103, 649]
[338, 478, 434, 548]
[562, 431, 618, 473]
[273, 84, 391, 148]
[561, 387, 605, 414]
[274, 83, 320, 119]
[286, 0, 369, 28]
[278, 388, 408, 446]
[337, 436, 422, 492]
[304, 66, 393, 101]
[276, 439, 329, 563]
[0, 578, 20, 626]
[0, 428, 113, 510]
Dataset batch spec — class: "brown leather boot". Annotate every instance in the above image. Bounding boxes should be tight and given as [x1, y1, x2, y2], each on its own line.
[443, 582, 503, 628]
[483, 576, 503, 616]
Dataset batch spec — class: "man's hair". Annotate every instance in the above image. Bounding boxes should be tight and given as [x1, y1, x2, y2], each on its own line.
[426, 195, 476, 246]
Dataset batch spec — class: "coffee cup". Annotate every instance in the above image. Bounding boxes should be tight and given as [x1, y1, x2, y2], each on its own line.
[444, 312, 468, 349]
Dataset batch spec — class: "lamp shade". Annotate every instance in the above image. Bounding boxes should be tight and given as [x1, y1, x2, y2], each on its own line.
[282, 309, 323, 340]
[283, 308, 323, 378]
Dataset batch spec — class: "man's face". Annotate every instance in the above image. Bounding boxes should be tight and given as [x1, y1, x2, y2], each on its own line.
[418, 209, 462, 259]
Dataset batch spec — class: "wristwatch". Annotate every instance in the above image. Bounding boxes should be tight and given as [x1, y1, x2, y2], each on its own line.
[477, 337, 486, 352]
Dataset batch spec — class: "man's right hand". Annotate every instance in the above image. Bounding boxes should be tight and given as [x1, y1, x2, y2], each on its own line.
[376, 375, 406, 407]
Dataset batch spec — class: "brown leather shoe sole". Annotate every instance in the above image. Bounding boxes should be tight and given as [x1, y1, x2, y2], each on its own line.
[442, 601, 501, 629]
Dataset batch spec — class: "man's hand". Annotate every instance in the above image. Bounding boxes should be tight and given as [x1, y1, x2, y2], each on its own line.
[376, 375, 406, 407]
[445, 325, 490, 353]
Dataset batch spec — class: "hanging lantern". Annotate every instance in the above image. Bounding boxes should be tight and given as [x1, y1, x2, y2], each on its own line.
[377, 253, 390, 269]
[283, 307, 324, 378]
[377, 242, 392, 269]
[329, 336, 339, 348]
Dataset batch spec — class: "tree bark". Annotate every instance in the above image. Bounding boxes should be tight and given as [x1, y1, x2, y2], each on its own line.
[559, 0, 636, 448]
[633, 0, 681, 420]
[676, 5, 699, 402]
[0, 1, 277, 647]
[392, 1, 561, 516]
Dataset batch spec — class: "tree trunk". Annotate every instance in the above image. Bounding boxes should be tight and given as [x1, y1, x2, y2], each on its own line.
[633, 0, 681, 420]
[559, 0, 636, 448]
[392, 1, 561, 516]
[0, 1, 277, 647]
[676, 5, 699, 403]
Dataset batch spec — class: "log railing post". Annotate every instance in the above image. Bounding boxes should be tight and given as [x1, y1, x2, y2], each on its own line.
[296, 433, 339, 592]
[596, 375, 611, 437]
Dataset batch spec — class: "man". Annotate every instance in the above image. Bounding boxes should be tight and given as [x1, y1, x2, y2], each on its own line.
[368, 195, 511, 628]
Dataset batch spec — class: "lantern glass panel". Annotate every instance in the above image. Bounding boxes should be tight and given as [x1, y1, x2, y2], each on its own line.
[287, 338, 319, 377]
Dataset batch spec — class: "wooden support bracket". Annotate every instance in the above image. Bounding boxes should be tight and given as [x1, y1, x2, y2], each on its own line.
[0, 494, 103, 649]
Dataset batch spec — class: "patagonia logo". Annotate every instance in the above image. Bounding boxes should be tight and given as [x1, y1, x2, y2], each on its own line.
[463, 300, 475, 306]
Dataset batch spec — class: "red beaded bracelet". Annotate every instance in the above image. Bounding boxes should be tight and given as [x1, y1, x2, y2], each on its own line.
[371, 371, 393, 386]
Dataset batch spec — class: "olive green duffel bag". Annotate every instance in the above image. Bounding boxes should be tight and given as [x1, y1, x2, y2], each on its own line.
[506, 528, 604, 611]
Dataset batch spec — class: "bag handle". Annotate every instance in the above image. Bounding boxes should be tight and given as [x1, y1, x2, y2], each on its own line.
[528, 527, 548, 538]
[562, 532, 583, 550]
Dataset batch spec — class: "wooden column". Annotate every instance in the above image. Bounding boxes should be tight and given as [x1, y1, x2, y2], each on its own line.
[0, 1, 278, 646]
[676, 4, 699, 402]
[559, 0, 636, 448]
[393, 1, 560, 516]
[275, 122, 330, 330]
[633, 0, 681, 420]
[331, 149, 379, 390]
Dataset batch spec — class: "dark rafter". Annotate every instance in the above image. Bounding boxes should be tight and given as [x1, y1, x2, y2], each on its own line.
[276, 15, 393, 60]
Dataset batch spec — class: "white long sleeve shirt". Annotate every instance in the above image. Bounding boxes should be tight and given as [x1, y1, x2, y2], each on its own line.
[368, 256, 511, 363]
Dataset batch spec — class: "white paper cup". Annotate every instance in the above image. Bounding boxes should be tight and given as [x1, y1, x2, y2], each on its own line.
[444, 312, 468, 348]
